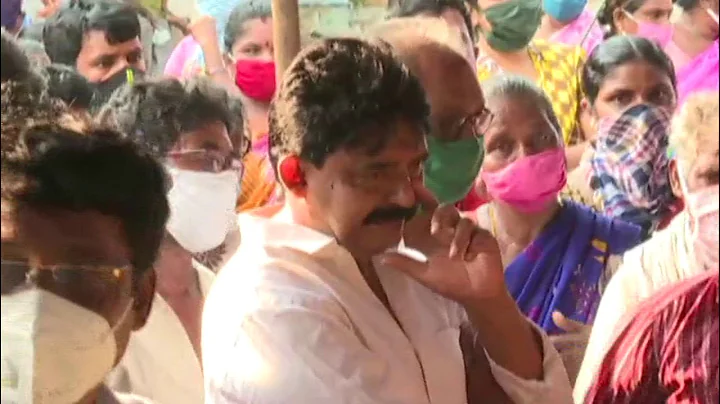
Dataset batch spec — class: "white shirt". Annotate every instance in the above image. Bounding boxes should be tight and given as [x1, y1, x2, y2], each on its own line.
[202, 205, 573, 404]
[574, 211, 698, 403]
[106, 263, 215, 404]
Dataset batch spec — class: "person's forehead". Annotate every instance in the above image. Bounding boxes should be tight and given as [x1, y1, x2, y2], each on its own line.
[637, 0, 674, 12]
[327, 120, 427, 166]
[487, 95, 545, 130]
[236, 18, 273, 43]
[4, 207, 131, 266]
[81, 30, 142, 57]
[177, 121, 233, 151]
[601, 60, 671, 91]
[417, 49, 483, 118]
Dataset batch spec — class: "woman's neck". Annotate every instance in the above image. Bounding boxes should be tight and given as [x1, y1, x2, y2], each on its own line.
[536, 15, 568, 40]
[477, 38, 529, 61]
[492, 200, 561, 247]
[674, 12, 717, 54]
[154, 238, 199, 296]
[243, 99, 270, 140]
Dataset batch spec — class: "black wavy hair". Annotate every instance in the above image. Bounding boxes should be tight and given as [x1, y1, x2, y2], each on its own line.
[268, 38, 430, 170]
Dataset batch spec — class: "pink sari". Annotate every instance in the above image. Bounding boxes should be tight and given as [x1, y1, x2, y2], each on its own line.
[550, 9, 603, 56]
[675, 40, 719, 107]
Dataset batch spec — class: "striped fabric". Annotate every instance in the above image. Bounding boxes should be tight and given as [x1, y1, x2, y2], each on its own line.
[584, 272, 719, 404]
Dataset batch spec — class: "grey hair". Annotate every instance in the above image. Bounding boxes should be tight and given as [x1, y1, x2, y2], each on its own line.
[483, 75, 563, 142]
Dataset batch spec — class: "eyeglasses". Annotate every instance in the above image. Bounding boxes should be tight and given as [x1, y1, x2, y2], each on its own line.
[1, 260, 132, 312]
[167, 149, 245, 175]
[456, 107, 494, 140]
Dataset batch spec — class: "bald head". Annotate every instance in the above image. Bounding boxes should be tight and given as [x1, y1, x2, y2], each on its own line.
[368, 17, 485, 142]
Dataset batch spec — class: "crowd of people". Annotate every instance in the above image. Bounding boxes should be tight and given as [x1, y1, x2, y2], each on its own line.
[0, 0, 718, 403]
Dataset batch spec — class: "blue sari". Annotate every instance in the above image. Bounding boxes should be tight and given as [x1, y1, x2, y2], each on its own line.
[504, 201, 642, 334]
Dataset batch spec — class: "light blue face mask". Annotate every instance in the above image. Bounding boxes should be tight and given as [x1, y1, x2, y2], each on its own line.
[542, 0, 588, 23]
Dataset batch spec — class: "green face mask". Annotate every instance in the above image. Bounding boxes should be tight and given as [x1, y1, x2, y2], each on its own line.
[423, 136, 484, 205]
[479, 0, 543, 52]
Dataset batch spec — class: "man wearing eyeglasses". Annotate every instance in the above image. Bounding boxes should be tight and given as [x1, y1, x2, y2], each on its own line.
[97, 76, 246, 404]
[0, 123, 169, 403]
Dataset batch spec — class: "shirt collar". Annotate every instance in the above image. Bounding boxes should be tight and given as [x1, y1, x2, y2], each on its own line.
[239, 203, 339, 257]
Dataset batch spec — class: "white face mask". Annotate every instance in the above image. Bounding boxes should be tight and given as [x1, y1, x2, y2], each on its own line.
[166, 167, 241, 254]
[677, 162, 719, 270]
[1, 289, 131, 404]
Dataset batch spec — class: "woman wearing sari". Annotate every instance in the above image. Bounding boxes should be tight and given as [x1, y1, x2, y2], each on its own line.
[472, 76, 643, 383]
[667, 0, 719, 106]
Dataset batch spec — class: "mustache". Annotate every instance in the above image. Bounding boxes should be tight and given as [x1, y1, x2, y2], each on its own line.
[363, 205, 419, 225]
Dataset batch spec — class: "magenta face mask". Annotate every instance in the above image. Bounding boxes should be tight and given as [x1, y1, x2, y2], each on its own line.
[624, 12, 674, 48]
[481, 148, 568, 213]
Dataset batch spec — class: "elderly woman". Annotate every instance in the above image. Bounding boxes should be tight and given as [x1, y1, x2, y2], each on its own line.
[574, 91, 720, 402]
[472, 75, 643, 383]
[473, 0, 587, 168]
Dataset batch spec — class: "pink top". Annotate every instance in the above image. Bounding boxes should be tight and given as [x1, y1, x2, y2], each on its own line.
[550, 9, 604, 56]
[164, 36, 203, 79]
[675, 40, 719, 108]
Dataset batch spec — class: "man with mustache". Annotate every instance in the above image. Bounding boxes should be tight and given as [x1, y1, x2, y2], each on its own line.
[202, 37, 572, 403]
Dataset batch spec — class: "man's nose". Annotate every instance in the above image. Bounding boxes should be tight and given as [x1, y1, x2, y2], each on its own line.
[388, 177, 417, 208]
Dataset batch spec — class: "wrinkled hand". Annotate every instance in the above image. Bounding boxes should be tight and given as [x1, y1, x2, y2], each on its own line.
[550, 311, 591, 384]
[189, 15, 218, 47]
[376, 183, 506, 307]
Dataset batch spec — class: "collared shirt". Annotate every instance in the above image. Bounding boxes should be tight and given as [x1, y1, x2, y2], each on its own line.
[202, 204, 573, 404]
[574, 211, 698, 402]
[106, 262, 215, 404]
[583, 272, 719, 404]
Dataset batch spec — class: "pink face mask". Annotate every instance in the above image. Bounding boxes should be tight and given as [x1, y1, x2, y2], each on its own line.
[235, 59, 276, 102]
[625, 12, 674, 48]
[481, 148, 568, 213]
[686, 185, 719, 270]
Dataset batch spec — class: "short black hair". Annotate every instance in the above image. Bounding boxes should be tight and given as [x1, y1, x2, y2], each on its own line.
[42, 0, 141, 67]
[43, 64, 95, 110]
[583, 35, 677, 104]
[387, 0, 476, 42]
[1, 125, 169, 276]
[97, 77, 241, 157]
[224, 0, 273, 53]
[598, 0, 650, 37]
[269, 38, 430, 168]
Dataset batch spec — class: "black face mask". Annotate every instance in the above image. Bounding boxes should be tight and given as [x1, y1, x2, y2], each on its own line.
[91, 67, 144, 110]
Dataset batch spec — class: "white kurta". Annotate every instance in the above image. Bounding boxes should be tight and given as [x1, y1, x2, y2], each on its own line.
[106, 263, 215, 404]
[202, 205, 573, 404]
[574, 211, 700, 403]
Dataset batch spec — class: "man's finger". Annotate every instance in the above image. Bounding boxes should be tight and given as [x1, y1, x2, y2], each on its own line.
[552, 311, 587, 334]
[376, 251, 430, 279]
[449, 218, 475, 259]
[464, 227, 499, 262]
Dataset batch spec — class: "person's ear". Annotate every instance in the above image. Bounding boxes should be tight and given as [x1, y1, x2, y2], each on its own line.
[131, 269, 156, 331]
[668, 159, 684, 200]
[277, 155, 308, 197]
[613, 7, 633, 35]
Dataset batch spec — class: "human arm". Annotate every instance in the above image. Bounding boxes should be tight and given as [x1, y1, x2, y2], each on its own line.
[381, 184, 573, 403]
[188, 16, 239, 94]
